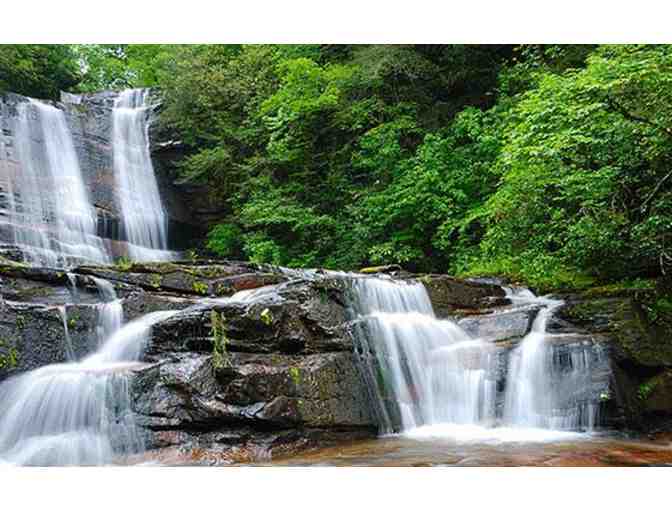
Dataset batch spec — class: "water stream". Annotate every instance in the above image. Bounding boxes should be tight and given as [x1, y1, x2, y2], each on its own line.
[0, 281, 176, 466]
[112, 89, 173, 262]
[351, 276, 606, 441]
[0, 99, 110, 267]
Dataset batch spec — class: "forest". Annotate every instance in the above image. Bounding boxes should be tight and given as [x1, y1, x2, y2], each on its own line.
[2, 44, 671, 291]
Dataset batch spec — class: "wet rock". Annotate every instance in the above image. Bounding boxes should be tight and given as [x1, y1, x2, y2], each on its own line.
[132, 352, 373, 436]
[76, 261, 286, 297]
[0, 301, 99, 380]
[146, 279, 352, 359]
[414, 275, 507, 317]
[642, 370, 672, 415]
[458, 307, 540, 342]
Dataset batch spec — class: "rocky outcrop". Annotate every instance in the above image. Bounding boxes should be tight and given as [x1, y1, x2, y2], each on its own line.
[555, 284, 672, 431]
[2, 258, 672, 462]
[416, 275, 507, 318]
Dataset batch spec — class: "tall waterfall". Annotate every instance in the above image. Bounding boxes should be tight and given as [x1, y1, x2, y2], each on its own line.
[112, 89, 172, 261]
[0, 99, 109, 267]
[0, 281, 176, 466]
[351, 276, 604, 437]
[352, 277, 497, 434]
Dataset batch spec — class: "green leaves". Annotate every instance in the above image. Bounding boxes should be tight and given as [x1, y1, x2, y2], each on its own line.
[0, 45, 81, 99]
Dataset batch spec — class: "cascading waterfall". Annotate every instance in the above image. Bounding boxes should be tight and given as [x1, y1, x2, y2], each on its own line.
[351, 277, 497, 434]
[503, 290, 602, 430]
[0, 280, 176, 466]
[0, 99, 109, 267]
[350, 276, 605, 438]
[112, 89, 173, 262]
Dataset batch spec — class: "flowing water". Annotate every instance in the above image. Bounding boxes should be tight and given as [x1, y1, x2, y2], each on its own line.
[0, 281, 177, 466]
[0, 99, 110, 267]
[503, 289, 602, 430]
[252, 275, 672, 466]
[352, 277, 497, 434]
[350, 276, 610, 441]
[112, 89, 173, 262]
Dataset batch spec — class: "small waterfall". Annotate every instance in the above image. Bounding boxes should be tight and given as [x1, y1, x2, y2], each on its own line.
[91, 276, 123, 345]
[1, 99, 109, 267]
[503, 291, 603, 430]
[351, 277, 496, 434]
[350, 277, 606, 438]
[56, 305, 76, 362]
[112, 89, 173, 262]
[0, 279, 176, 466]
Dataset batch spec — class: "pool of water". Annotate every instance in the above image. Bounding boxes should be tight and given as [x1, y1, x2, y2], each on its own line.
[263, 427, 672, 467]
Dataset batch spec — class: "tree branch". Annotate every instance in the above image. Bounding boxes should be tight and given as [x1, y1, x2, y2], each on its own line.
[605, 96, 672, 139]
[641, 167, 672, 212]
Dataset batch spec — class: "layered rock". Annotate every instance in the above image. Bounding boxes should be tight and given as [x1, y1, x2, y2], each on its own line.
[1, 259, 671, 464]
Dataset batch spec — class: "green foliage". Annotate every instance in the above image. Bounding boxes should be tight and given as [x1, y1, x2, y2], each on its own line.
[0, 340, 19, 370]
[192, 281, 208, 295]
[0, 45, 81, 99]
[467, 45, 672, 289]
[69, 43, 671, 292]
[206, 223, 243, 258]
[638, 380, 657, 401]
[260, 308, 273, 326]
[73, 45, 178, 92]
[114, 256, 133, 271]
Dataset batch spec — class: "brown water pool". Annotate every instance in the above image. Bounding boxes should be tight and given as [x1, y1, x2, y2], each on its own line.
[263, 426, 672, 467]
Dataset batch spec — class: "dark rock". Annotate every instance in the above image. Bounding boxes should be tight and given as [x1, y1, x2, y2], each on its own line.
[145, 279, 352, 359]
[0, 301, 99, 380]
[414, 274, 507, 317]
[131, 351, 374, 443]
[76, 261, 286, 297]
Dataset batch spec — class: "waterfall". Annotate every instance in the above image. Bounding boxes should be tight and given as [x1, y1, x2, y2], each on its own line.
[0, 99, 109, 267]
[503, 290, 602, 430]
[0, 280, 177, 466]
[112, 89, 173, 262]
[350, 276, 605, 438]
[351, 277, 497, 434]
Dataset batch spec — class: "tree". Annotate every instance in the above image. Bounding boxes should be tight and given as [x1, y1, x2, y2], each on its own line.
[0, 45, 81, 99]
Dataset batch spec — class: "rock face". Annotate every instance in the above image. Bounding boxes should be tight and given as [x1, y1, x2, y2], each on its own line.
[556, 286, 672, 431]
[417, 275, 507, 318]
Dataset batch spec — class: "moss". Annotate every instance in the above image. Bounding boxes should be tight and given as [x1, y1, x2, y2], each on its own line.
[638, 379, 658, 401]
[260, 308, 273, 326]
[15, 314, 26, 330]
[0, 339, 19, 369]
[582, 279, 656, 299]
[210, 310, 230, 370]
[610, 298, 672, 367]
[149, 273, 163, 289]
[359, 265, 400, 274]
[192, 281, 209, 295]
[289, 366, 301, 386]
[114, 256, 134, 271]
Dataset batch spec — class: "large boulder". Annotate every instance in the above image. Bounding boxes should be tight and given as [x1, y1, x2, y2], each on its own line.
[416, 275, 507, 318]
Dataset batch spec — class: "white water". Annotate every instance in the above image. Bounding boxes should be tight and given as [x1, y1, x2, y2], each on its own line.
[112, 89, 173, 261]
[1, 100, 109, 267]
[503, 289, 601, 430]
[0, 279, 176, 466]
[351, 277, 604, 440]
[352, 277, 497, 434]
